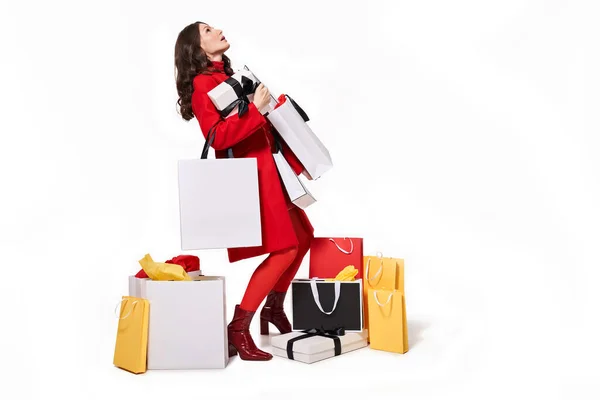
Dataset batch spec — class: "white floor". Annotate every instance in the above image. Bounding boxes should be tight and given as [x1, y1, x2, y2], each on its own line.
[6, 262, 599, 400]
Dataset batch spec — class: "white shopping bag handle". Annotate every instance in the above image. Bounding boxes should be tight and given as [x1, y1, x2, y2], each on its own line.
[114, 298, 139, 320]
[365, 251, 384, 286]
[329, 237, 354, 254]
[373, 291, 394, 307]
[283, 94, 310, 122]
[310, 280, 341, 315]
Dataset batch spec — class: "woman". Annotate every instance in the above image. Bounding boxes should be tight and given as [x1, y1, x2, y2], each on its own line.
[174, 21, 314, 361]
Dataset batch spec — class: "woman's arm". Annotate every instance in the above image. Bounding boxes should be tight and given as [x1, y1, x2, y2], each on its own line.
[192, 90, 267, 151]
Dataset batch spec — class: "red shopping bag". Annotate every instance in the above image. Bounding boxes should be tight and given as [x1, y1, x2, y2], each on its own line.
[309, 237, 364, 280]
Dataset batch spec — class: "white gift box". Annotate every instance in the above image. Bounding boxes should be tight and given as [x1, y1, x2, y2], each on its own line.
[272, 151, 316, 209]
[207, 68, 277, 117]
[129, 274, 229, 369]
[271, 329, 368, 364]
[267, 95, 333, 180]
[178, 156, 262, 250]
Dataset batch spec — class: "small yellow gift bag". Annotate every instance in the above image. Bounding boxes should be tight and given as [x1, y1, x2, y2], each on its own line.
[368, 289, 408, 354]
[362, 253, 405, 332]
[113, 296, 150, 374]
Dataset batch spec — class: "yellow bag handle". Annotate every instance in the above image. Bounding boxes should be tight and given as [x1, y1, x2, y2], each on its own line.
[373, 290, 394, 307]
[114, 298, 139, 320]
[365, 251, 384, 286]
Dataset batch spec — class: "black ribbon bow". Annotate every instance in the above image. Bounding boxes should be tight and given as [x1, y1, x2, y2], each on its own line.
[286, 326, 346, 360]
[219, 75, 259, 118]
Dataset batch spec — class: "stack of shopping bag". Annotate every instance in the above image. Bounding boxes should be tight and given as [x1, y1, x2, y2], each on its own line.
[113, 254, 229, 374]
[177, 65, 332, 251]
[270, 238, 409, 364]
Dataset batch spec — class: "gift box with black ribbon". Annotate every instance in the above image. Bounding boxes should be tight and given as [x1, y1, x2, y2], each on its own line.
[270, 327, 368, 364]
[291, 279, 364, 332]
[207, 66, 278, 118]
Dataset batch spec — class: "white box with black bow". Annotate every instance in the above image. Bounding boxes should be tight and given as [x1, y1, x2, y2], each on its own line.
[270, 328, 368, 364]
[207, 67, 277, 118]
[291, 279, 364, 332]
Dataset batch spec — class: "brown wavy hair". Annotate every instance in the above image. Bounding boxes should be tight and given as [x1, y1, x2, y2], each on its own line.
[174, 21, 234, 121]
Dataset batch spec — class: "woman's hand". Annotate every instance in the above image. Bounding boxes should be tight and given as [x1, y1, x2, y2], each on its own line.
[252, 83, 271, 111]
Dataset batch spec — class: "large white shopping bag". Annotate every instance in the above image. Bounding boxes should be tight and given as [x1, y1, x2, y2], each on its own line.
[267, 94, 333, 180]
[178, 124, 262, 250]
[129, 274, 229, 369]
[272, 150, 316, 210]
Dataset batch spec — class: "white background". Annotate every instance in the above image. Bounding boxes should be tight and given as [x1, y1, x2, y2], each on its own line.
[1, 0, 599, 399]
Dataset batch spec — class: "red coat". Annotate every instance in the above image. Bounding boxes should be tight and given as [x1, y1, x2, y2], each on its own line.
[191, 61, 314, 263]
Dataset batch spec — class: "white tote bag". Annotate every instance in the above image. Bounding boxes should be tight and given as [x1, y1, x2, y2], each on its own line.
[272, 140, 316, 209]
[267, 95, 333, 180]
[178, 124, 262, 250]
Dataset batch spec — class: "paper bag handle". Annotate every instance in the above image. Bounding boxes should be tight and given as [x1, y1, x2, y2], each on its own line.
[284, 94, 310, 122]
[114, 298, 139, 320]
[365, 251, 384, 286]
[310, 280, 341, 315]
[373, 291, 394, 307]
[201, 122, 234, 159]
[329, 237, 354, 254]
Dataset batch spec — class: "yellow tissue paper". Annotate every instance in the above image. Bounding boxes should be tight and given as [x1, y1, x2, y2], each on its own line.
[138, 253, 191, 281]
[326, 265, 359, 281]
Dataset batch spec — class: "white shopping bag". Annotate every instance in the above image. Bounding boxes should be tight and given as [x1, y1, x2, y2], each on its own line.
[272, 151, 316, 209]
[178, 124, 262, 250]
[129, 275, 229, 369]
[267, 95, 333, 180]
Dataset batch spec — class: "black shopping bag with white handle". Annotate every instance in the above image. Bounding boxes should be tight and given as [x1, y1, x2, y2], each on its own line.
[291, 279, 363, 332]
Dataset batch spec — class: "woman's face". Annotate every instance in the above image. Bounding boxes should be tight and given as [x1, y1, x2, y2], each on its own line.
[199, 23, 230, 59]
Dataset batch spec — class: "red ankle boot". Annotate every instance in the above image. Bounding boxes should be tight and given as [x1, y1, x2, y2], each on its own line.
[260, 290, 292, 335]
[227, 305, 272, 361]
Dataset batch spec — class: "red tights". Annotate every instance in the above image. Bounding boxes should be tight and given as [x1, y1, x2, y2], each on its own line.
[239, 207, 313, 312]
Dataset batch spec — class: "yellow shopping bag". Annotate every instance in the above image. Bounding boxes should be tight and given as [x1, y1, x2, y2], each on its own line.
[367, 288, 408, 354]
[363, 253, 404, 332]
[113, 296, 149, 374]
